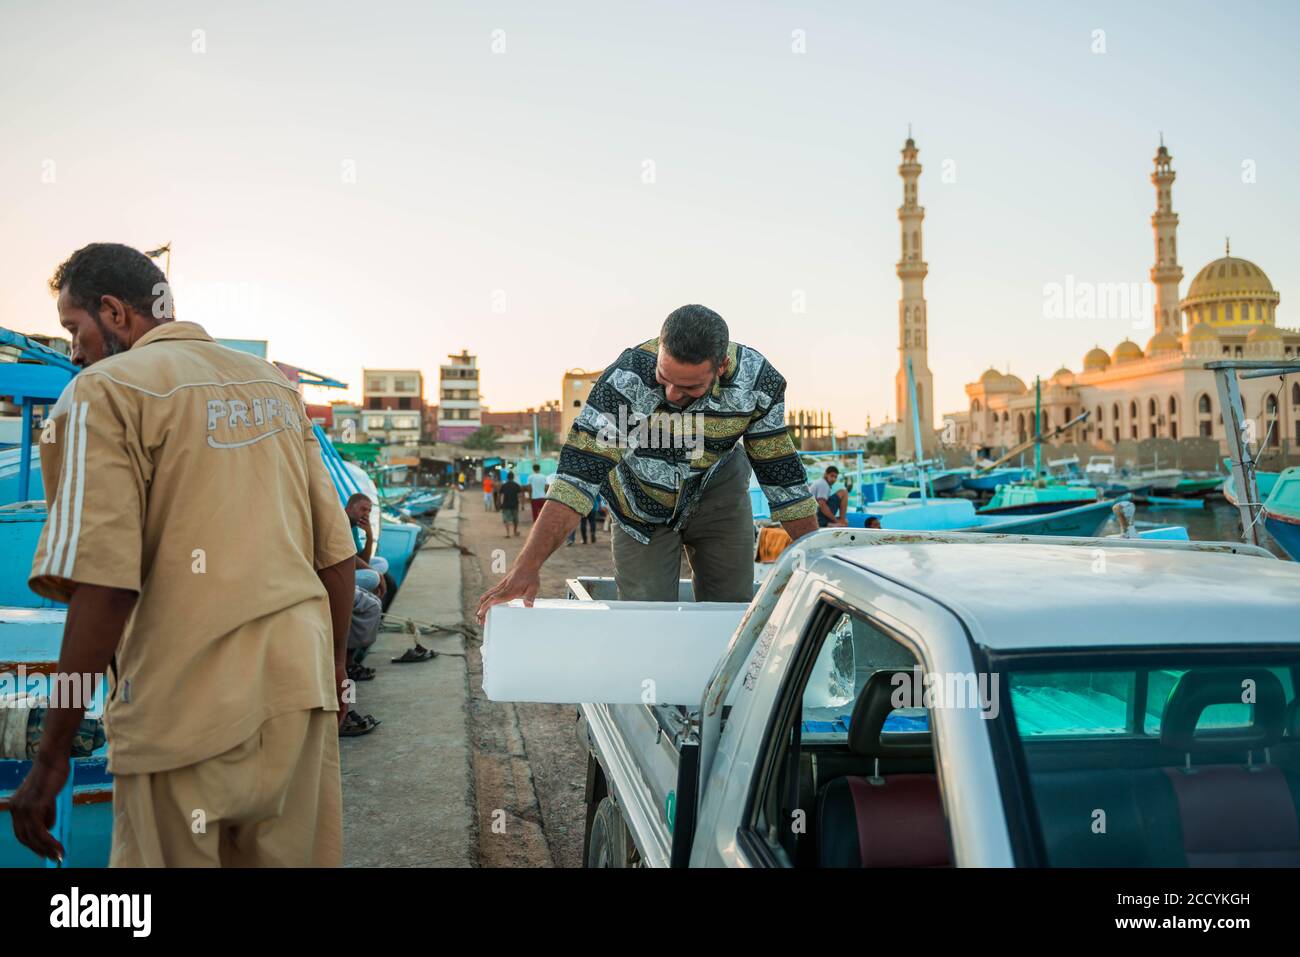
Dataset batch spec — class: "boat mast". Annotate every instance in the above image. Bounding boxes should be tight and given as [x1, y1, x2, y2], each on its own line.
[906, 356, 928, 504]
[1033, 377, 1042, 481]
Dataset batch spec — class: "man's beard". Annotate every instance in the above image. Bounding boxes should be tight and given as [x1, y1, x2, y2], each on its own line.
[91, 315, 128, 362]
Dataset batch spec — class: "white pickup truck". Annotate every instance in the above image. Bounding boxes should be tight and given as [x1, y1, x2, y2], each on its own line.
[521, 530, 1300, 868]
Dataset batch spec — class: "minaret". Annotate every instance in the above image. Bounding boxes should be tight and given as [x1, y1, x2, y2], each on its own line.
[1150, 137, 1183, 335]
[895, 131, 935, 460]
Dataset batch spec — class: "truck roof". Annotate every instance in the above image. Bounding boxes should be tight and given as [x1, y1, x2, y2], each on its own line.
[830, 542, 1300, 652]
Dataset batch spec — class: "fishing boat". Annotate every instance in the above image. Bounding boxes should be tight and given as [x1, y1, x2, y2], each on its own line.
[1259, 468, 1300, 560]
[1169, 472, 1228, 497]
[960, 466, 1027, 493]
[890, 467, 969, 495]
[1132, 465, 1224, 497]
[1138, 495, 1207, 510]
[0, 331, 109, 867]
[845, 495, 1125, 537]
[977, 481, 1100, 516]
[1224, 467, 1300, 561]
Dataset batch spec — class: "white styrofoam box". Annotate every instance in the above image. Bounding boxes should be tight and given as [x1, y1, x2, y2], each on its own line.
[482, 599, 748, 705]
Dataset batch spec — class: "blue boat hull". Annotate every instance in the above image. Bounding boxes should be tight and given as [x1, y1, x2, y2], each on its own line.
[977, 498, 1099, 517]
[1264, 512, 1300, 561]
[968, 499, 1117, 536]
[847, 496, 1120, 538]
[377, 520, 421, 587]
[0, 758, 113, 868]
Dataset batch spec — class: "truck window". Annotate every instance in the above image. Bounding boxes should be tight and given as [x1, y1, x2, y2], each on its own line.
[746, 603, 953, 868]
[1003, 657, 1300, 866]
[801, 612, 924, 744]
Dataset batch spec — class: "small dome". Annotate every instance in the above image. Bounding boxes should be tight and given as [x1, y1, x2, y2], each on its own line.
[1247, 324, 1283, 343]
[1186, 322, 1219, 341]
[1052, 366, 1072, 378]
[1185, 256, 1276, 304]
[1112, 339, 1144, 363]
[1145, 331, 1182, 356]
[979, 368, 1003, 384]
[1001, 374, 1027, 393]
[1083, 346, 1111, 370]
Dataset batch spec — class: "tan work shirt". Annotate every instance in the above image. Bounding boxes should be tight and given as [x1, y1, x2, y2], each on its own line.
[29, 321, 357, 774]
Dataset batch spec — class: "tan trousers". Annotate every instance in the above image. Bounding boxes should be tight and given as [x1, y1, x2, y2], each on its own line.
[610, 449, 756, 603]
[109, 708, 341, 867]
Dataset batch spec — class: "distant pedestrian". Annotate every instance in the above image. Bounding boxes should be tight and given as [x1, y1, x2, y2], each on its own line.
[527, 464, 547, 522]
[499, 471, 522, 537]
[580, 493, 603, 544]
[482, 473, 495, 511]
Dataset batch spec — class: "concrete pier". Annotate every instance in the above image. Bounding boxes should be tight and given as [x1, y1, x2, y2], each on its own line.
[341, 492, 474, 867]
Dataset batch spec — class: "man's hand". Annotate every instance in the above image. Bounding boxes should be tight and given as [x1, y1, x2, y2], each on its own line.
[375, 575, 387, 600]
[10, 752, 70, 862]
[476, 563, 541, 624]
[781, 515, 821, 543]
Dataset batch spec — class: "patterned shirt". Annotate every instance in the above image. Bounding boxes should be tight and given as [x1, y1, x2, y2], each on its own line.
[548, 338, 815, 544]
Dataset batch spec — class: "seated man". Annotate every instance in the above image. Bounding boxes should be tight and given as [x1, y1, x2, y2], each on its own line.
[811, 465, 849, 528]
[341, 587, 382, 735]
[345, 493, 389, 600]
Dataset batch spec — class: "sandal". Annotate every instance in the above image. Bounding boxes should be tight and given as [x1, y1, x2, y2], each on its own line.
[339, 711, 381, 736]
[347, 663, 376, 681]
[392, 644, 435, 664]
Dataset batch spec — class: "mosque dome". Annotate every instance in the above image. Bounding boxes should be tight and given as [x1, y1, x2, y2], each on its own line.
[1082, 346, 1111, 371]
[1112, 339, 1144, 363]
[975, 368, 1028, 394]
[1246, 322, 1285, 357]
[1186, 256, 1276, 303]
[1183, 321, 1221, 358]
[1145, 331, 1182, 356]
[1247, 324, 1283, 343]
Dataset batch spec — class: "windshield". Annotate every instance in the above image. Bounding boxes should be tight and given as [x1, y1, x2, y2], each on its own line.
[1001, 656, 1300, 866]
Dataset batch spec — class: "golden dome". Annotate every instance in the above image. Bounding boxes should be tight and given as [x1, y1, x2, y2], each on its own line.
[1112, 339, 1144, 363]
[976, 368, 1027, 394]
[1185, 322, 1219, 343]
[1247, 324, 1283, 342]
[1184, 256, 1276, 304]
[1052, 366, 1072, 378]
[1083, 346, 1111, 370]
[1145, 331, 1182, 356]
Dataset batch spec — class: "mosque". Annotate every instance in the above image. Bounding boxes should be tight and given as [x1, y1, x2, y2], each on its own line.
[936, 140, 1300, 461]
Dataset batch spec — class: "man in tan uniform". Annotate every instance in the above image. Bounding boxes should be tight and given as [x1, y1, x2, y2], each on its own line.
[8, 243, 359, 866]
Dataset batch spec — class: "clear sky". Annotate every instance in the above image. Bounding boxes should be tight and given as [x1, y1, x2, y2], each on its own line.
[2, 1, 1297, 427]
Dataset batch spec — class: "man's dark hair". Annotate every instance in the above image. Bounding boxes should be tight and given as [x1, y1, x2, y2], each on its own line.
[507, 471, 515, 480]
[49, 243, 170, 321]
[533, 464, 540, 472]
[824, 466, 839, 477]
[660, 304, 729, 368]
[346, 492, 370, 508]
